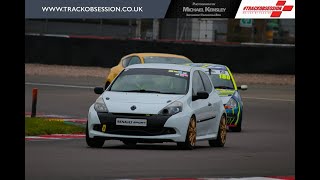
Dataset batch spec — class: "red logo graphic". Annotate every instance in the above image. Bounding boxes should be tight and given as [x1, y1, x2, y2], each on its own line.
[242, 0, 294, 18]
[271, 1, 294, 17]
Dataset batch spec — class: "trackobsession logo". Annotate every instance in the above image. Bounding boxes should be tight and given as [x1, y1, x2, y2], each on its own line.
[235, 0, 295, 19]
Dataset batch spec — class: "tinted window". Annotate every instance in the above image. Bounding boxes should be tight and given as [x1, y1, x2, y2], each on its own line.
[192, 71, 205, 96]
[122, 57, 131, 67]
[128, 56, 141, 66]
[109, 68, 190, 95]
[143, 56, 192, 64]
[199, 71, 212, 93]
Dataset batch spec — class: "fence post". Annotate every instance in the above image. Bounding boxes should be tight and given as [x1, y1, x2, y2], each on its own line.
[31, 88, 38, 118]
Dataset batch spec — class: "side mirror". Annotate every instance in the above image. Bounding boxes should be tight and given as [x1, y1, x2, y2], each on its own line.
[192, 91, 209, 101]
[238, 85, 248, 90]
[94, 87, 104, 94]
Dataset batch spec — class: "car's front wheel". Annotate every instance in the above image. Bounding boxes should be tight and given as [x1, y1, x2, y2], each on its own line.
[209, 115, 227, 147]
[177, 116, 196, 150]
[86, 122, 105, 148]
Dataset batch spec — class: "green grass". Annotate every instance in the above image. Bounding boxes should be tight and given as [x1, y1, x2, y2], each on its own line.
[25, 117, 85, 136]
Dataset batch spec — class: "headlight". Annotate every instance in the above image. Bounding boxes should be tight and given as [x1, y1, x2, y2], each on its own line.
[159, 101, 183, 115]
[225, 98, 237, 109]
[94, 96, 108, 112]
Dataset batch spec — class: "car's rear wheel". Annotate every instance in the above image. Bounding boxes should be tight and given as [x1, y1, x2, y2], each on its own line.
[209, 115, 227, 147]
[229, 113, 242, 132]
[104, 81, 110, 90]
[177, 116, 196, 150]
[86, 122, 105, 148]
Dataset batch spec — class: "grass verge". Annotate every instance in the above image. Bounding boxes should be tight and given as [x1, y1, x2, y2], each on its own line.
[25, 117, 85, 136]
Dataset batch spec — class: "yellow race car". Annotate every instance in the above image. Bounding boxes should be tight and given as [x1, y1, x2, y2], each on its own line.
[104, 53, 193, 89]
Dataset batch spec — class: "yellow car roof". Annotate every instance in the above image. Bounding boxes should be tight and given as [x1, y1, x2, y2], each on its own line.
[125, 53, 189, 59]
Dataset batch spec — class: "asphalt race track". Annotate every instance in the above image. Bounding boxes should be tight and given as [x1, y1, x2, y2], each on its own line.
[25, 75, 295, 180]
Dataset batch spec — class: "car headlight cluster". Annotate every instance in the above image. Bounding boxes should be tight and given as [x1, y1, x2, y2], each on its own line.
[225, 98, 237, 109]
[94, 96, 108, 112]
[159, 101, 183, 115]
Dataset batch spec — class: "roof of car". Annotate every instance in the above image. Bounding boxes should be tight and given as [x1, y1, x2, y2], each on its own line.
[125, 53, 189, 59]
[126, 63, 198, 72]
[184, 63, 228, 70]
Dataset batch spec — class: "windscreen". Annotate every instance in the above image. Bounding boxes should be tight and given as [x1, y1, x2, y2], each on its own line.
[109, 68, 190, 94]
[209, 69, 234, 90]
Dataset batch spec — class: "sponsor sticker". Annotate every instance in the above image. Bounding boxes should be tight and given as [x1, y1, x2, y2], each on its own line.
[168, 70, 189, 77]
[116, 118, 147, 127]
[219, 74, 231, 80]
[102, 124, 106, 132]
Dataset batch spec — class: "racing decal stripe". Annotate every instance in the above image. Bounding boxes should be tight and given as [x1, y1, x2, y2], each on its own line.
[227, 118, 230, 124]
[197, 116, 216, 123]
[234, 102, 241, 126]
[226, 66, 237, 90]
[229, 119, 234, 125]
[229, 116, 235, 125]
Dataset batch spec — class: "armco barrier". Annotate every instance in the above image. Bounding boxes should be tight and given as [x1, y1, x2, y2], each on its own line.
[25, 35, 295, 74]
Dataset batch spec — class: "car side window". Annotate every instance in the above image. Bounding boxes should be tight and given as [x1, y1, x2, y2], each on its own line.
[128, 56, 141, 66]
[199, 71, 213, 93]
[122, 57, 131, 68]
[192, 71, 205, 96]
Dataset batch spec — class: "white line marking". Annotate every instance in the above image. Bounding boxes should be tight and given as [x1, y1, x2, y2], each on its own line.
[243, 96, 295, 102]
[25, 136, 60, 140]
[25, 33, 69, 38]
[25, 82, 93, 89]
[43, 34, 69, 38]
[25, 82, 294, 102]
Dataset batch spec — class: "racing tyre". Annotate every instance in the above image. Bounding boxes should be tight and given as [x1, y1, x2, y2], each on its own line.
[86, 122, 105, 148]
[229, 113, 242, 132]
[209, 115, 227, 147]
[104, 81, 110, 90]
[177, 116, 196, 150]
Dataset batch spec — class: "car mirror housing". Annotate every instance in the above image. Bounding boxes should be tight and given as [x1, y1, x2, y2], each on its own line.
[94, 87, 104, 94]
[192, 91, 209, 101]
[238, 85, 248, 90]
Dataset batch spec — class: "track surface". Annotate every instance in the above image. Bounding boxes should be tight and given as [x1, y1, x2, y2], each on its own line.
[25, 75, 295, 180]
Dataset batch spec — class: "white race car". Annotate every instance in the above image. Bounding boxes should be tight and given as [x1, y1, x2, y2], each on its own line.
[86, 64, 227, 149]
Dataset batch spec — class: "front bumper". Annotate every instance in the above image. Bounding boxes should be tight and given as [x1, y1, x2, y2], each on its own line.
[94, 112, 176, 136]
[225, 107, 240, 127]
[87, 105, 191, 142]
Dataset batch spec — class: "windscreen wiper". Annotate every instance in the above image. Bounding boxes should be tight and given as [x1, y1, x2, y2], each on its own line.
[157, 92, 183, 94]
[123, 89, 162, 93]
[214, 86, 234, 89]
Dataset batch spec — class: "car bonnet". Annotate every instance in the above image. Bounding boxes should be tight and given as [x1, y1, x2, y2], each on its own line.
[101, 91, 185, 114]
[215, 89, 236, 105]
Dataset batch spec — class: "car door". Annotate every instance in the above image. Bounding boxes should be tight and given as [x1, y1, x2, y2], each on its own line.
[190, 70, 214, 136]
[199, 71, 220, 135]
